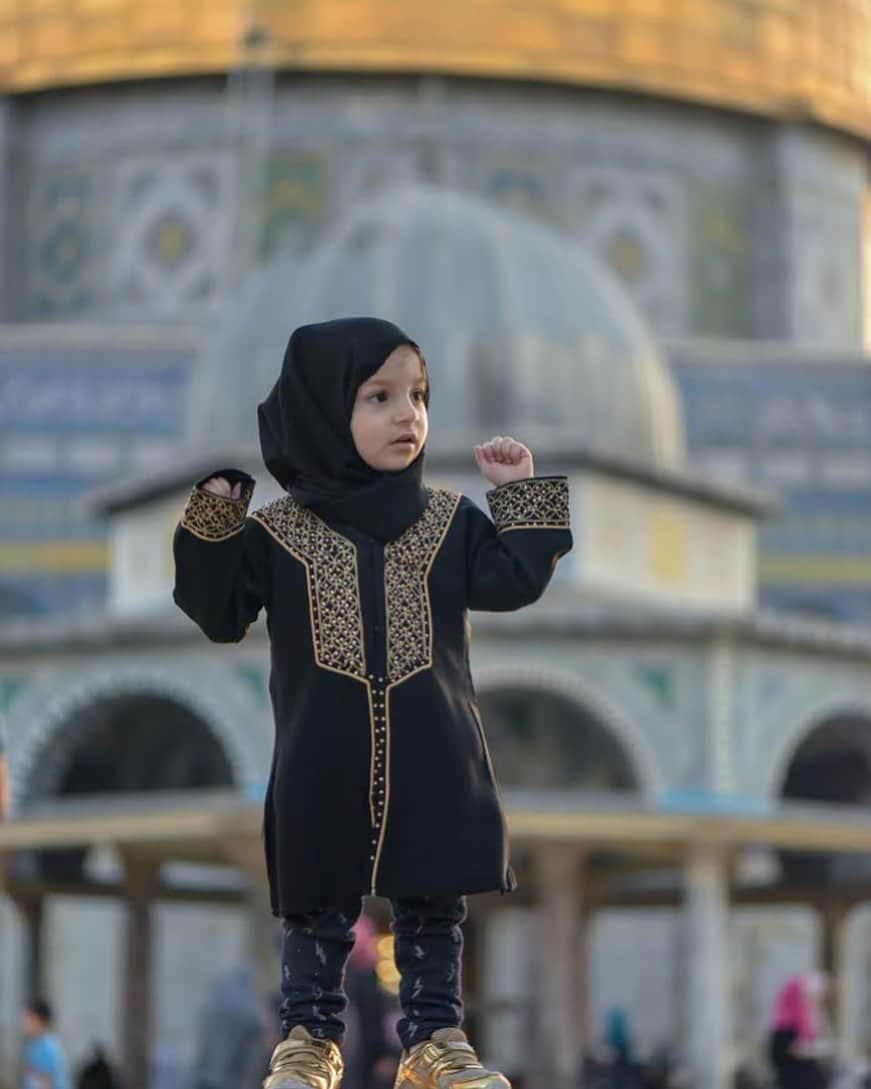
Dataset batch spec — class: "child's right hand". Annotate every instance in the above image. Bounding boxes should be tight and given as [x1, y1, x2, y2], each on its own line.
[201, 476, 244, 500]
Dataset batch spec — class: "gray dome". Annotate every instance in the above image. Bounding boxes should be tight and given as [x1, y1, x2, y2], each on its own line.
[187, 184, 684, 466]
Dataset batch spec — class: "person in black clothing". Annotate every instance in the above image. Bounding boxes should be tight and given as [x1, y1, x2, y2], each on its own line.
[173, 317, 572, 1089]
[342, 915, 396, 1089]
[768, 974, 830, 1089]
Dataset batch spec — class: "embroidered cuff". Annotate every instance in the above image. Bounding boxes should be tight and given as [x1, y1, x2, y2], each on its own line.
[486, 476, 570, 532]
[180, 478, 254, 542]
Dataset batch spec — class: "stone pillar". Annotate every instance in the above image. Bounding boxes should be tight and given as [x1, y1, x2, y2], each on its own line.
[122, 855, 159, 1089]
[224, 835, 277, 1005]
[819, 898, 849, 1044]
[531, 844, 586, 1089]
[684, 843, 732, 1089]
[8, 892, 47, 999]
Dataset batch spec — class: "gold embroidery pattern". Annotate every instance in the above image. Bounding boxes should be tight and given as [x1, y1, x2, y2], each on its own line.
[252, 489, 462, 896]
[383, 488, 461, 685]
[252, 498, 367, 680]
[180, 483, 253, 542]
[486, 476, 570, 531]
[369, 683, 390, 894]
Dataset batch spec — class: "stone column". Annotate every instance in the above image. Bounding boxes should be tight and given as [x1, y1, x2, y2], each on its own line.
[684, 843, 732, 1089]
[531, 844, 586, 1089]
[819, 898, 849, 1044]
[122, 855, 160, 1089]
[224, 835, 277, 1005]
[8, 892, 47, 999]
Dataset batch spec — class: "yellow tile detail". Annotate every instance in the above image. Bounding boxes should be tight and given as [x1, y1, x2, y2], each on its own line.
[0, 540, 109, 572]
[649, 508, 688, 584]
[759, 555, 871, 585]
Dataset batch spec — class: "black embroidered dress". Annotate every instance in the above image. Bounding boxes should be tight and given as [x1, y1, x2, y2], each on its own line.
[174, 474, 571, 914]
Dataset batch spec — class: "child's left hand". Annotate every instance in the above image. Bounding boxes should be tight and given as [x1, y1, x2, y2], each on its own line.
[474, 436, 535, 487]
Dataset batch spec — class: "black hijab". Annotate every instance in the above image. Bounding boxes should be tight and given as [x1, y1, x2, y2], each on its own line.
[257, 317, 429, 542]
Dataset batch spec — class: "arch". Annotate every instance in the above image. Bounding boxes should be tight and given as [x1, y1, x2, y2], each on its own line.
[764, 698, 871, 803]
[25, 694, 235, 803]
[6, 662, 269, 813]
[767, 699, 871, 885]
[472, 662, 665, 801]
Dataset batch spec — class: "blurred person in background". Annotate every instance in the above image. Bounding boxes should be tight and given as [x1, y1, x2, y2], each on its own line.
[189, 966, 270, 1089]
[0, 724, 7, 1089]
[343, 915, 396, 1089]
[20, 1000, 69, 1089]
[73, 1045, 120, 1089]
[768, 973, 832, 1089]
[604, 1008, 641, 1089]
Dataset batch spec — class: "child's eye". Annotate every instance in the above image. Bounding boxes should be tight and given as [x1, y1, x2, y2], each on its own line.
[367, 391, 388, 403]
[412, 389, 427, 403]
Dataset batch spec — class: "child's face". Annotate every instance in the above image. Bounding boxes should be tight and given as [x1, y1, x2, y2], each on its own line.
[21, 1011, 43, 1038]
[350, 345, 429, 471]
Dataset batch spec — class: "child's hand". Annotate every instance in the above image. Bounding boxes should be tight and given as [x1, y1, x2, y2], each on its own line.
[201, 476, 243, 500]
[474, 436, 535, 487]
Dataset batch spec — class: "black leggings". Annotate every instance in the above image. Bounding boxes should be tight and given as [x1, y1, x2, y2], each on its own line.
[280, 896, 466, 1051]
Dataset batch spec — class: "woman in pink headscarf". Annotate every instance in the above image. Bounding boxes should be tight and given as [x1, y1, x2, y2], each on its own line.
[768, 973, 830, 1089]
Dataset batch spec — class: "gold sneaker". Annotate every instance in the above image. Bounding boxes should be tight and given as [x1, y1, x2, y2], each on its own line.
[263, 1026, 344, 1089]
[394, 1028, 511, 1089]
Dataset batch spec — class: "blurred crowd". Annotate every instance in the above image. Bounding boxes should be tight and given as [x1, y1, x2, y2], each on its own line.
[5, 960, 871, 1089]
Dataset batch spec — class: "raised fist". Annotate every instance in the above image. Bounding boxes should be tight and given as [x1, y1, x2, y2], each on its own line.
[473, 436, 535, 487]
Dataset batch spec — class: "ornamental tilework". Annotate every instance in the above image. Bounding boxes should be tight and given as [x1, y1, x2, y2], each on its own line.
[259, 153, 329, 260]
[332, 146, 423, 212]
[564, 167, 687, 337]
[180, 484, 252, 542]
[689, 184, 752, 337]
[28, 169, 97, 315]
[486, 477, 569, 532]
[111, 153, 234, 315]
[474, 156, 557, 221]
[384, 488, 460, 685]
[791, 202, 861, 347]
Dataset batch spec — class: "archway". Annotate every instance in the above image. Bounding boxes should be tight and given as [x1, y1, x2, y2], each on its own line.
[781, 713, 871, 807]
[778, 711, 871, 885]
[477, 685, 642, 793]
[472, 684, 643, 1080]
[6, 692, 245, 1089]
[773, 711, 871, 1048]
[19, 692, 234, 883]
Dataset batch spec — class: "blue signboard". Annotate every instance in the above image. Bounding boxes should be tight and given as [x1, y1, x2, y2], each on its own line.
[0, 345, 192, 618]
[672, 349, 871, 624]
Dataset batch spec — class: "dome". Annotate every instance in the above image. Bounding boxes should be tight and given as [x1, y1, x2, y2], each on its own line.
[6, 1, 871, 141]
[187, 184, 684, 468]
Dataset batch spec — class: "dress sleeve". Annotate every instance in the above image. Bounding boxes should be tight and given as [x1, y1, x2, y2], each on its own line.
[465, 476, 572, 612]
[172, 469, 270, 643]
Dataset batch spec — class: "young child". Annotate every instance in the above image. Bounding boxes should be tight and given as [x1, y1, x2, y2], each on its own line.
[173, 317, 572, 1089]
[21, 998, 70, 1089]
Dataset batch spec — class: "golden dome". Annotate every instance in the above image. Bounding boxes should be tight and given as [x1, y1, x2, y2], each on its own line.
[2, 0, 871, 140]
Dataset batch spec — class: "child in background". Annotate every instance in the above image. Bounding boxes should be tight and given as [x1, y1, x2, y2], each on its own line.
[21, 1000, 69, 1089]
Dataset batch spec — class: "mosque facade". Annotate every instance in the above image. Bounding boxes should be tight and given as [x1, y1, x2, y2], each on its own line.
[2, 4, 871, 1089]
